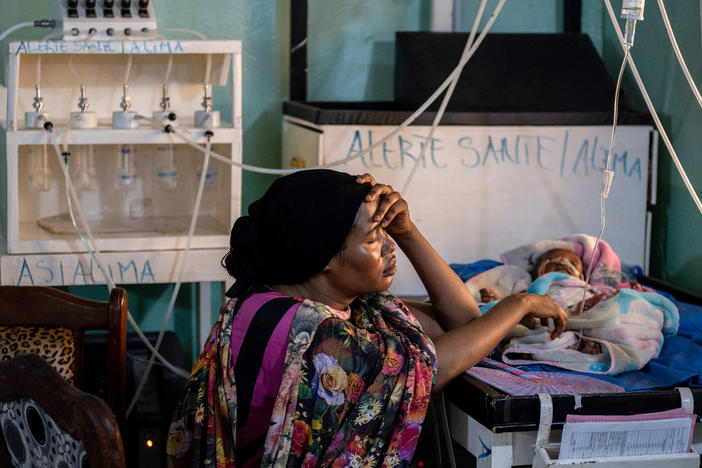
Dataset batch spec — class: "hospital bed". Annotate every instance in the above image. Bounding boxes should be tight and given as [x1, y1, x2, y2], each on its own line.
[445, 276, 702, 467]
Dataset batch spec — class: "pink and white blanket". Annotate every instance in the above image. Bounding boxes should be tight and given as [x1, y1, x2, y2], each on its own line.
[500, 273, 679, 374]
[466, 234, 678, 375]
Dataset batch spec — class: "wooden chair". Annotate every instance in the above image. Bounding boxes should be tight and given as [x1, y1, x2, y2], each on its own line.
[0, 286, 127, 424]
[0, 354, 126, 468]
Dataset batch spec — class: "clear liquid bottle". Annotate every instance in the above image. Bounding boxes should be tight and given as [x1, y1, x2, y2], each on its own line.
[71, 144, 97, 191]
[27, 145, 50, 192]
[155, 145, 177, 191]
[114, 144, 137, 190]
[196, 158, 217, 189]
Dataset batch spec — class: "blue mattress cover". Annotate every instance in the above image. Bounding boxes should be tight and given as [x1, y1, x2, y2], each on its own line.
[450, 261, 702, 391]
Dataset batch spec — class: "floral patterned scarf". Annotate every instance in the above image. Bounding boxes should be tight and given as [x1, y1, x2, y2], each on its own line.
[167, 291, 436, 467]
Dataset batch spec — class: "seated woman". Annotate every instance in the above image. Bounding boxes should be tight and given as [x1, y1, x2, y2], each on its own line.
[167, 169, 567, 467]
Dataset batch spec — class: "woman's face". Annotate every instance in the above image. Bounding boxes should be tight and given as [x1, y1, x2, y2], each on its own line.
[326, 198, 397, 295]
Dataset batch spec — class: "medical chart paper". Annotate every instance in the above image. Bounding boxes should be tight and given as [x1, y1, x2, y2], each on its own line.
[558, 418, 693, 460]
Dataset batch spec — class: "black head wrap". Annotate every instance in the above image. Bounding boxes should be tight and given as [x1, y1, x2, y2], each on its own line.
[224, 169, 372, 297]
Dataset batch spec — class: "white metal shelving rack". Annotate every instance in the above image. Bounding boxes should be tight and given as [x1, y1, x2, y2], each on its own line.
[1, 39, 242, 293]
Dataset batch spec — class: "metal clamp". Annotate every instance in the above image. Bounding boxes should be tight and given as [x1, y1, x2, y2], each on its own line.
[536, 393, 554, 448]
[676, 387, 695, 415]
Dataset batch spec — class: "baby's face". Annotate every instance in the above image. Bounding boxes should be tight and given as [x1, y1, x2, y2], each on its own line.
[534, 248, 584, 279]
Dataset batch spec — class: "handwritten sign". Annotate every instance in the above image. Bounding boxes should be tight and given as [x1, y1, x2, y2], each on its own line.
[12, 40, 185, 55]
[311, 124, 653, 295]
[0, 249, 228, 286]
[341, 128, 643, 181]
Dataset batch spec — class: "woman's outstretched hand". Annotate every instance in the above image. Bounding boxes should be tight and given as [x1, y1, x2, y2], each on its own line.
[505, 293, 568, 340]
[356, 173, 413, 237]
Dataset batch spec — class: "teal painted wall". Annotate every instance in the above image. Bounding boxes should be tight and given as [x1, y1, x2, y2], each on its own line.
[459, 0, 563, 33]
[308, 0, 430, 101]
[1, 1, 700, 368]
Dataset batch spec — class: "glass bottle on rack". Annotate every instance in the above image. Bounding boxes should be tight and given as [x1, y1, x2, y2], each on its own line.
[27, 145, 50, 192]
[114, 144, 137, 190]
[155, 145, 178, 191]
[71, 144, 97, 192]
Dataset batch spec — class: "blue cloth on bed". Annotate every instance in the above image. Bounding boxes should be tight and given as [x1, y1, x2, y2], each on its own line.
[450, 260, 501, 282]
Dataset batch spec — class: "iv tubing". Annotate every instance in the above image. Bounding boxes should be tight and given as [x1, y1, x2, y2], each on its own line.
[124, 54, 133, 85]
[165, 0, 504, 176]
[204, 54, 212, 85]
[656, 0, 702, 109]
[36, 56, 41, 86]
[126, 134, 214, 417]
[82, 29, 97, 42]
[48, 131, 189, 380]
[164, 54, 174, 85]
[604, 0, 702, 216]
[401, 0, 493, 194]
[605, 49, 630, 174]
[577, 47, 630, 320]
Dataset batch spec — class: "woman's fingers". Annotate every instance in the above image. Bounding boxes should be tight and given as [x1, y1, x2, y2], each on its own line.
[520, 315, 537, 329]
[519, 294, 568, 340]
[355, 173, 377, 186]
[365, 183, 394, 203]
[354, 180, 413, 234]
[548, 303, 568, 339]
[550, 310, 567, 339]
[375, 192, 403, 224]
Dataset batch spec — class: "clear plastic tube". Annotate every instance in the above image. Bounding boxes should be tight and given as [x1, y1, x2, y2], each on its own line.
[604, 0, 702, 216]
[49, 132, 189, 379]
[114, 144, 137, 190]
[656, 0, 702, 109]
[27, 144, 50, 192]
[155, 144, 178, 191]
[401, 0, 493, 194]
[146, 2, 503, 177]
[0, 21, 35, 42]
[196, 156, 217, 188]
[124, 55, 133, 85]
[161, 0, 506, 177]
[163, 54, 173, 85]
[71, 144, 97, 192]
[127, 136, 213, 417]
[576, 48, 630, 334]
[36, 55, 42, 87]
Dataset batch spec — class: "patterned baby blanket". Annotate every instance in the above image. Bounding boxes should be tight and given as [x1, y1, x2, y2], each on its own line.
[501, 272, 679, 374]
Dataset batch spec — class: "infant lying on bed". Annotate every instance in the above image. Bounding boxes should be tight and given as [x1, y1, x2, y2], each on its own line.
[470, 238, 679, 375]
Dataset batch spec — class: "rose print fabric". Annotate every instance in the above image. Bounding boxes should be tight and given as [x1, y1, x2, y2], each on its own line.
[167, 288, 436, 467]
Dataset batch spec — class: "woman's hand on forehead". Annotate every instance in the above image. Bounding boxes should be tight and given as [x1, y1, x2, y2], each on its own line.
[355, 173, 413, 237]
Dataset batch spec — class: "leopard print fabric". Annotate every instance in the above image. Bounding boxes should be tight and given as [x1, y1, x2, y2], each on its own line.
[0, 326, 75, 384]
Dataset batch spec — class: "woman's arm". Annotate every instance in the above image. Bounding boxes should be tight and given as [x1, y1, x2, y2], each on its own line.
[430, 292, 565, 390]
[356, 174, 567, 391]
[392, 224, 481, 330]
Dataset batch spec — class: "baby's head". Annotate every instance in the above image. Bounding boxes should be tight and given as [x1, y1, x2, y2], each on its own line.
[532, 248, 583, 280]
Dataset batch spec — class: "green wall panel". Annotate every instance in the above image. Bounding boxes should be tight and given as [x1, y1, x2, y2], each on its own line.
[596, 2, 702, 294]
